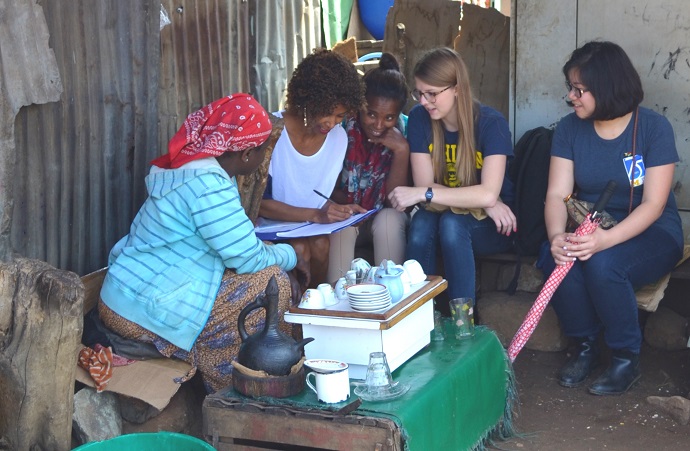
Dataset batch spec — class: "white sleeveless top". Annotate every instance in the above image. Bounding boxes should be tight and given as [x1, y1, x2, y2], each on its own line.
[268, 114, 347, 208]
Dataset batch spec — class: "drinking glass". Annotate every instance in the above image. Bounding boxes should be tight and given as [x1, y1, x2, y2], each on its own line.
[449, 297, 475, 339]
[364, 352, 393, 395]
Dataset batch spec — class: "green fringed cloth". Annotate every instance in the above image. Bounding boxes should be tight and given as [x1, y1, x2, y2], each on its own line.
[362, 325, 516, 450]
[213, 326, 516, 450]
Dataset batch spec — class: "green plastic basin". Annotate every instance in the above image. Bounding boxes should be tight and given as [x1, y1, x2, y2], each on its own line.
[73, 432, 214, 450]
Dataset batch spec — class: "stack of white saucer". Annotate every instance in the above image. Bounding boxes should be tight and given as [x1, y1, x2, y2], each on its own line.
[346, 284, 392, 313]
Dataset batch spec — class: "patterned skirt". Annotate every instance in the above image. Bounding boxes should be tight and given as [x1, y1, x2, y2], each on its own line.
[98, 265, 293, 393]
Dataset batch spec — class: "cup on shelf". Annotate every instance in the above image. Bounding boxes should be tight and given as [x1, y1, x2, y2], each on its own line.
[298, 288, 325, 309]
[334, 277, 349, 301]
[449, 297, 475, 340]
[403, 259, 426, 284]
[317, 283, 338, 307]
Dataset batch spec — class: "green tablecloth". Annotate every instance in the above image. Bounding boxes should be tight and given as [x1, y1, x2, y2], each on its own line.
[363, 325, 511, 450]
[226, 325, 513, 451]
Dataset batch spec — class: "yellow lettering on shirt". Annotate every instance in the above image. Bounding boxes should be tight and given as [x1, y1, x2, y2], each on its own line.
[428, 143, 483, 188]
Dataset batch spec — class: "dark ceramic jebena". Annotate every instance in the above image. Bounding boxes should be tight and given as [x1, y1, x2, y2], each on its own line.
[236, 276, 314, 376]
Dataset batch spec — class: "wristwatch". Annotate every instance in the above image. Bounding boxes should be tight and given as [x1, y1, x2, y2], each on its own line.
[425, 187, 433, 205]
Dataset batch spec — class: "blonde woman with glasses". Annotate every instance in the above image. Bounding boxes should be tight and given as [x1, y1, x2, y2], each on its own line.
[388, 47, 516, 306]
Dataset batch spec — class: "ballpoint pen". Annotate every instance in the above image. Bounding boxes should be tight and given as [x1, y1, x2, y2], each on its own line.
[313, 189, 334, 203]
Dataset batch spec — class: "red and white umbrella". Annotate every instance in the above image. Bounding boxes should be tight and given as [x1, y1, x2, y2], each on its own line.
[507, 181, 617, 363]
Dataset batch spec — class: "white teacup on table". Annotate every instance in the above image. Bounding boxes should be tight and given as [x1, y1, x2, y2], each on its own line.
[317, 283, 338, 307]
[403, 259, 426, 285]
[305, 360, 350, 404]
[298, 288, 325, 309]
[334, 277, 349, 301]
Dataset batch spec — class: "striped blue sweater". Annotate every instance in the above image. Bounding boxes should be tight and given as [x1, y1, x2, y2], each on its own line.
[100, 159, 296, 350]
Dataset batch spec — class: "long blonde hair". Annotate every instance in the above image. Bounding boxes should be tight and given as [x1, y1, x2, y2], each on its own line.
[413, 48, 477, 187]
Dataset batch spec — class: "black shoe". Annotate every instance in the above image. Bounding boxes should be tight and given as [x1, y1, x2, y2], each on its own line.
[588, 350, 641, 396]
[559, 336, 600, 388]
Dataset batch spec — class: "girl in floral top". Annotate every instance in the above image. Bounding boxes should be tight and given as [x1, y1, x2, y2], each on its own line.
[328, 53, 411, 281]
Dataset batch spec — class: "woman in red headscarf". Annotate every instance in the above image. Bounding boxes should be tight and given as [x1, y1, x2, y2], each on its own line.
[98, 94, 309, 392]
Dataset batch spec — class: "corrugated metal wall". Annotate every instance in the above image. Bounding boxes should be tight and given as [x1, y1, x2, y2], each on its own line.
[250, 0, 322, 112]
[12, 0, 160, 275]
[10, 0, 323, 276]
[159, 0, 322, 150]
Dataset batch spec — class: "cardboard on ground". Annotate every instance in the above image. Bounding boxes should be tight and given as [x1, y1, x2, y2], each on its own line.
[75, 347, 193, 411]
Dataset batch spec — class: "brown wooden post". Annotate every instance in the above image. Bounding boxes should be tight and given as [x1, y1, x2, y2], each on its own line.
[0, 258, 84, 451]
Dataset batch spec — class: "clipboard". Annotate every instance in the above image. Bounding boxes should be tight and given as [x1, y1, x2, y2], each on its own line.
[255, 208, 380, 241]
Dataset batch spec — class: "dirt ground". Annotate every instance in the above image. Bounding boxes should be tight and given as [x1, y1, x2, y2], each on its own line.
[492, 343, 690, 450]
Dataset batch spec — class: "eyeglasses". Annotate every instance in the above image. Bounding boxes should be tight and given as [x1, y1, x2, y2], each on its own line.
[411, 85, 455, 103]
[565, 81, 589, 99]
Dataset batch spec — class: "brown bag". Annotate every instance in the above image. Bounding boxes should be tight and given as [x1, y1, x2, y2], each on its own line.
[563, 194, 617, 231]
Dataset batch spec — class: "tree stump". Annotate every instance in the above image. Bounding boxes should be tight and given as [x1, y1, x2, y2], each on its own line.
[0, 258, 84, 451]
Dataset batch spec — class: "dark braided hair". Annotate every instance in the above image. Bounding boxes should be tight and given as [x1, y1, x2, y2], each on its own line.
[285, 48, 365, 120]
[362, 53, 408, 110]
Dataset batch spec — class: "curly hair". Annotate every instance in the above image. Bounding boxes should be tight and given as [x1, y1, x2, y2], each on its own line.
[285, 48, 365, 121]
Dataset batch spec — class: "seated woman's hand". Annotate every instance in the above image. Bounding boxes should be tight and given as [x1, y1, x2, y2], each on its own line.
[555, 228, 609, 263]
[388, 186, 423, 211]
[315, 202, 367, 223]
[369, 127, 409, 155]
[550, 232, 579, 266]
[484, 201, 517, 236]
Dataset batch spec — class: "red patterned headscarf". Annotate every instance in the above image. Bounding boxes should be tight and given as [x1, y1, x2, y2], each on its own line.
[151, 93, 272, 169]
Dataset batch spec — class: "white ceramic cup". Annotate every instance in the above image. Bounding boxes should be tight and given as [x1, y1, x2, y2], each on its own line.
[299, 288, 325, 309]
[334, 277, 349, 301]
[306, 367, 350, 403]
[403, 259, 426, 284]
[317, 283, 337, 307]
[364, 266, 377, 283]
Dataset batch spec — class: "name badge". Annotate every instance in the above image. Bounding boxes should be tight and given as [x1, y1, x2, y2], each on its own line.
[623, 154, 645, 187]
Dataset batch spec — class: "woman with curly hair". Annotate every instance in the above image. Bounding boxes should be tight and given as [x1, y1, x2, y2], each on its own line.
[388, 47, 516, 303]
[260, 48, 367, 286]
[327, 53, 411, 282]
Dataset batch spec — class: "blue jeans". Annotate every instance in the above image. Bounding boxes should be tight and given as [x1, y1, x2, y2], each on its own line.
[540, 224, 682, 353]
[406, 208, 513, 301]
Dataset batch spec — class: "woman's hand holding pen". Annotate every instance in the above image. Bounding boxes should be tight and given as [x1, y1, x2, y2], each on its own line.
[312, 189, 366, 223]
[315, 201, 367, 223]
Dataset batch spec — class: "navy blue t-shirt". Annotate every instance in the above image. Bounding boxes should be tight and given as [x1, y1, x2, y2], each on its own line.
[552, 107, 683, 247]
[407, 103, 515, 207]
